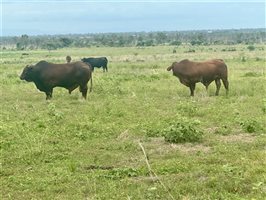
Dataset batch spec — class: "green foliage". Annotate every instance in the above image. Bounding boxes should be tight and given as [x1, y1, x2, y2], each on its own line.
[240, 119, 263, 133]
[170, 40, 182, 46]
[1, 29, 265, 50]
[190, 40, 203, 46]
[59, 37, 73, 47]
[247, 45, 255, 51]
[163, 120, 203, 143]
[102, 167, 140, 180]
[45, 42, 57, 50]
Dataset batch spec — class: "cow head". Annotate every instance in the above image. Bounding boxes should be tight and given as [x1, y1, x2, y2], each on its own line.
[66, 55, 71, 63]
[20, 65, 34, 81]
[167, 62, 177, 71]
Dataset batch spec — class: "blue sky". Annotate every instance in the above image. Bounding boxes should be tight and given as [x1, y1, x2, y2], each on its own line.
[1, 0, 265, 36]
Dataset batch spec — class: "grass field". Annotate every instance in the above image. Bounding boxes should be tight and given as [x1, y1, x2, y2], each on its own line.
[1, 44, 266, 199]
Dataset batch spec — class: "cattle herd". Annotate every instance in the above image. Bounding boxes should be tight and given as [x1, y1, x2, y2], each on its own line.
[20, 55, 229, 100]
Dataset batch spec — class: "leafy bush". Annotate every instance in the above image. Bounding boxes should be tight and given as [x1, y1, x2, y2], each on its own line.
[162, 120, 203, 143]
[240, 119, 263, 133]
[247, 45, 255, 51]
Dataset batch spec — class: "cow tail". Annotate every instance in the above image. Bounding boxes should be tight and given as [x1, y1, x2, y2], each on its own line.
[89, 72, 93, 92]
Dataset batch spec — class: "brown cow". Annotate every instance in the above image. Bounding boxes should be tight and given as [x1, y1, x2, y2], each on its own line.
[167, 59, 229, 96]
[20, 60, 92, 100]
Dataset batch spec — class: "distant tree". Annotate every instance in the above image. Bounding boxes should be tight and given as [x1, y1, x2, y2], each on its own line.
[1, 29, 265, 49]
[156, 32, 167, 44]
[117, 36, 125, 47]
[136, 41, 145, 46]
[170, 40, 182, 46]
[16, 34, 29, 50]
[190, 40, 202, 46]
[59, 37, 73, 47]
[145, 39, 154, 46]
[16, 42, 23, 50]
[46, 43, 57, 51]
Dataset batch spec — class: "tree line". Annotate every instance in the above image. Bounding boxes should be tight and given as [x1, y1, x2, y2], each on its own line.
[1, 28, 265, 50]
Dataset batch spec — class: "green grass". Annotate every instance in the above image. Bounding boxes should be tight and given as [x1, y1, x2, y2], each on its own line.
[1, 44, 266, 199]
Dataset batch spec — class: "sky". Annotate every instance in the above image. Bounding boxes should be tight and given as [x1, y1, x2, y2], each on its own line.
[1, 0, 265, 36]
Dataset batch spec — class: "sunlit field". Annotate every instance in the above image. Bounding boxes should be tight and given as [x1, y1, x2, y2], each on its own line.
[1, 44, 265, 199]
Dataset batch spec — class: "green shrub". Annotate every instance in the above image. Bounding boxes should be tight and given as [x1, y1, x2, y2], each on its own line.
[247, 45, 255, 51]
[240, 119, 262, 133]
[163, 120, 203, 143]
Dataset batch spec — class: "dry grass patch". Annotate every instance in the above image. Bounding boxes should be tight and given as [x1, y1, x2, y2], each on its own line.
[170, 143, 211, 154]
[143, 137, 211, 156]
[219, 133, 256, 143]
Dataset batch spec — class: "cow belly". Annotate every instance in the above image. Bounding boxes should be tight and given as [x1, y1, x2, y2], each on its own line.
[179, 78, 190, 87]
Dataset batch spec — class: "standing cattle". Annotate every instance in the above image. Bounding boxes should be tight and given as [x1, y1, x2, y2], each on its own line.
[20, 60, 92, 100]
[167, 59, 229, 96]
[81, 57, 108, 72]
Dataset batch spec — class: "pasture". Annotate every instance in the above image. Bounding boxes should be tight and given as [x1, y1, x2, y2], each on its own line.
[1, 44, 265, 199]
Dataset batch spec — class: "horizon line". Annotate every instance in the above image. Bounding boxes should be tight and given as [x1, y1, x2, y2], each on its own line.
[1, 27, 265, 37]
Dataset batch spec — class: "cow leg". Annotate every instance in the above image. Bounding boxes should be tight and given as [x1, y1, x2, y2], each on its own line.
[189, 83, 196, 96]
[79, 84, 88, 99]
[68, 85, 79, 94]
[204, 83, 210, 91]
[222, 78, 229, 95]
[215, 79, 221, 96]
[45, 89, 53, 100]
